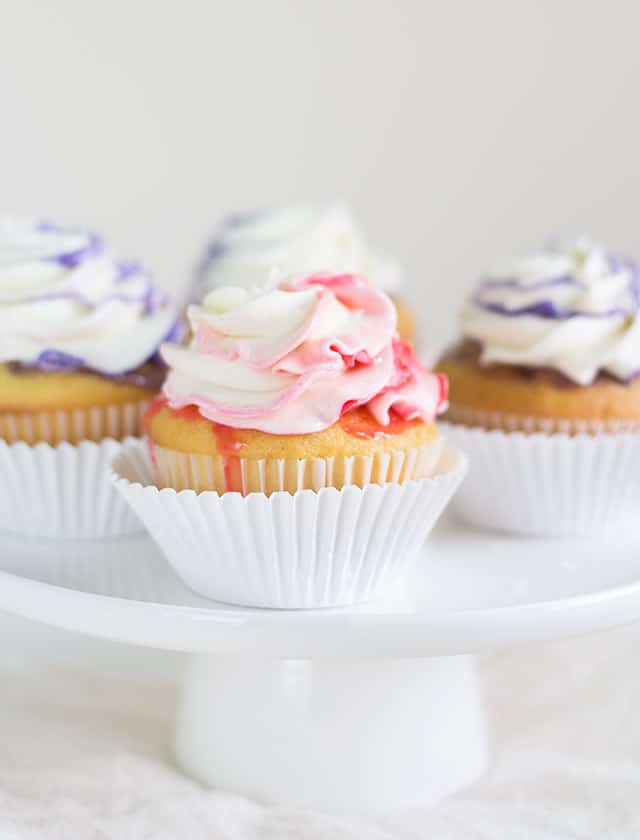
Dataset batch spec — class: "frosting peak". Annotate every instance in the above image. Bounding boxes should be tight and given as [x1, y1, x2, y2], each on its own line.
[163, 273, 445, 434]
[192, 204, 404, 301]
[0, 217, 181, 376]
[463, 239, 640, 385]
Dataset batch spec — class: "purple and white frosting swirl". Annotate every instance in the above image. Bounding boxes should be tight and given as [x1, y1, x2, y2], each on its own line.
[192, 204, 404, 302]
[463, 238, 640, 385]
[0, 217, 181, 376]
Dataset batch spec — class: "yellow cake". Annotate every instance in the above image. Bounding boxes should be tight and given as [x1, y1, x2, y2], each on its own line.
[0, 363, 161, 445]
[146, 401, 437, 459]
[438, 341, 640, 432]
[394, 297, 418, 342]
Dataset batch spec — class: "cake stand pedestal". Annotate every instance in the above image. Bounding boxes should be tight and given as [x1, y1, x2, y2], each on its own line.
[1, 516, 639, 813]
[176, 654, 487, 811]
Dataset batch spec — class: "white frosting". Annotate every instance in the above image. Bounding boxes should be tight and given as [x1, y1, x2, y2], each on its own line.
[0, 218, 178, 374]
[193, 204, 404, 299]
[462, 239, 640, 385]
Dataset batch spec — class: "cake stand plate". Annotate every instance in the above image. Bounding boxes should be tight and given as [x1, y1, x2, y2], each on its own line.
[0, 516, 639, 813]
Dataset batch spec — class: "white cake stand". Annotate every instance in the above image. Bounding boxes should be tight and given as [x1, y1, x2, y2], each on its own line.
[1, 516, 640, 814]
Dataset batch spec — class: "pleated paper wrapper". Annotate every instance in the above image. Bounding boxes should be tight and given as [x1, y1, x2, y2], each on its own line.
[151, 437, 444, 494]
[111, 440, 467, 609]
[0, 399, 150, 445]
[444, 403, 640, 435]
[441, 420, 640, 538]
[0, 436, 146, 540]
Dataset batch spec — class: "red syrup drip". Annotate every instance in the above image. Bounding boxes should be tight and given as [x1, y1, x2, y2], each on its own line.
[211, 422, 245, 494]
[339, 409, 423, 440]
[142, 395, 168, 474]
[143, 396, 246, 492]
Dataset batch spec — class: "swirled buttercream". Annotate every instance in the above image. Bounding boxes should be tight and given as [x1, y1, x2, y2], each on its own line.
[163, 273, 446, 434]
[0, 217, 181, 375]
[462, 239, 640, 385]
[192, 204, 404, 301]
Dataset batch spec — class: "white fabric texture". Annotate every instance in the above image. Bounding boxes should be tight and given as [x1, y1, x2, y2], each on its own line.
[0, 625, 639, 839]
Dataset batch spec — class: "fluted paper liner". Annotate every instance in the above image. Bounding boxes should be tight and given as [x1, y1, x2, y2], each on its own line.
[152, 437, 444, 495]
[441, 421, 640, 537]
[0, 437, 144, 539]
[0, 399, 150, 446]
[111, 440, 467, 609]
[445, 403, 640, 435]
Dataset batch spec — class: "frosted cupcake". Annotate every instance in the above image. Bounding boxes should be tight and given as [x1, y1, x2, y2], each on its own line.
[191, 204, 417, 340]
[437, 239, 640, 536]
[113, 272, 466, 607]
[439, 238, 640, 433]
[0, 218, 181, 444]
[149, 272, 444, 493]
[0, 217, 181, 538]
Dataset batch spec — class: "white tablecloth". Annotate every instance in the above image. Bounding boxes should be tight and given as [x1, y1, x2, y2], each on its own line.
[1, 618, 639, 839]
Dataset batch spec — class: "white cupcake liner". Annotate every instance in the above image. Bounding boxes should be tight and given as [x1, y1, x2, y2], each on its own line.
[0, 399, 150, 444]
[445, 403, 640, 435]
[110, 440, 467, 609]
[441, 422, 640, 538]
[0, 437, 144, 540]
[152, 437, 443, 494]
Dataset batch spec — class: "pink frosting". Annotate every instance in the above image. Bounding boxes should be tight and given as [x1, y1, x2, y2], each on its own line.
[162, 273, 448, 434]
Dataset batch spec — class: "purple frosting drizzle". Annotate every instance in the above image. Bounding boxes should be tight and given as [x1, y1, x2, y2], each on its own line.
[29, 314, 185, 376]
[479, 275, 574, 292]
[35, 349, 85, 372]
[116, 260, 144, 282]
[11, 220, 183, 377]
[162, 316, 187, 345]
[36, 221, 104, 268]
[473, 255, 640, 321]
[20, 277, 169, 313]
[30, 223, 164, 312]
[18, 246, 168, 315]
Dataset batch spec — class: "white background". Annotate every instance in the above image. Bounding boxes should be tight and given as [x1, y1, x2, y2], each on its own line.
[2, 0, 640, 351]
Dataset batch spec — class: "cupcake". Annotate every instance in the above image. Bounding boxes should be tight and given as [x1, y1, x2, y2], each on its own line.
[437, 238, 640, 536]
[150, 273, 444, 492]
[0, 218, 181, 445]
[191, 204, 417, 341]
[0, 217, 182, 538]
[112, 272, 466, 608]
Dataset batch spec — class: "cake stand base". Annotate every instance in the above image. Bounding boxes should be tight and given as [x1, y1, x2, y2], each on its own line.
[175, 654, 489, 813]
[4, 523, 640, 812]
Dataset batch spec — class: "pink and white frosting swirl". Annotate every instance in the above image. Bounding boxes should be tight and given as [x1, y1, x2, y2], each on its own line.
[162, 273, 446, 434]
